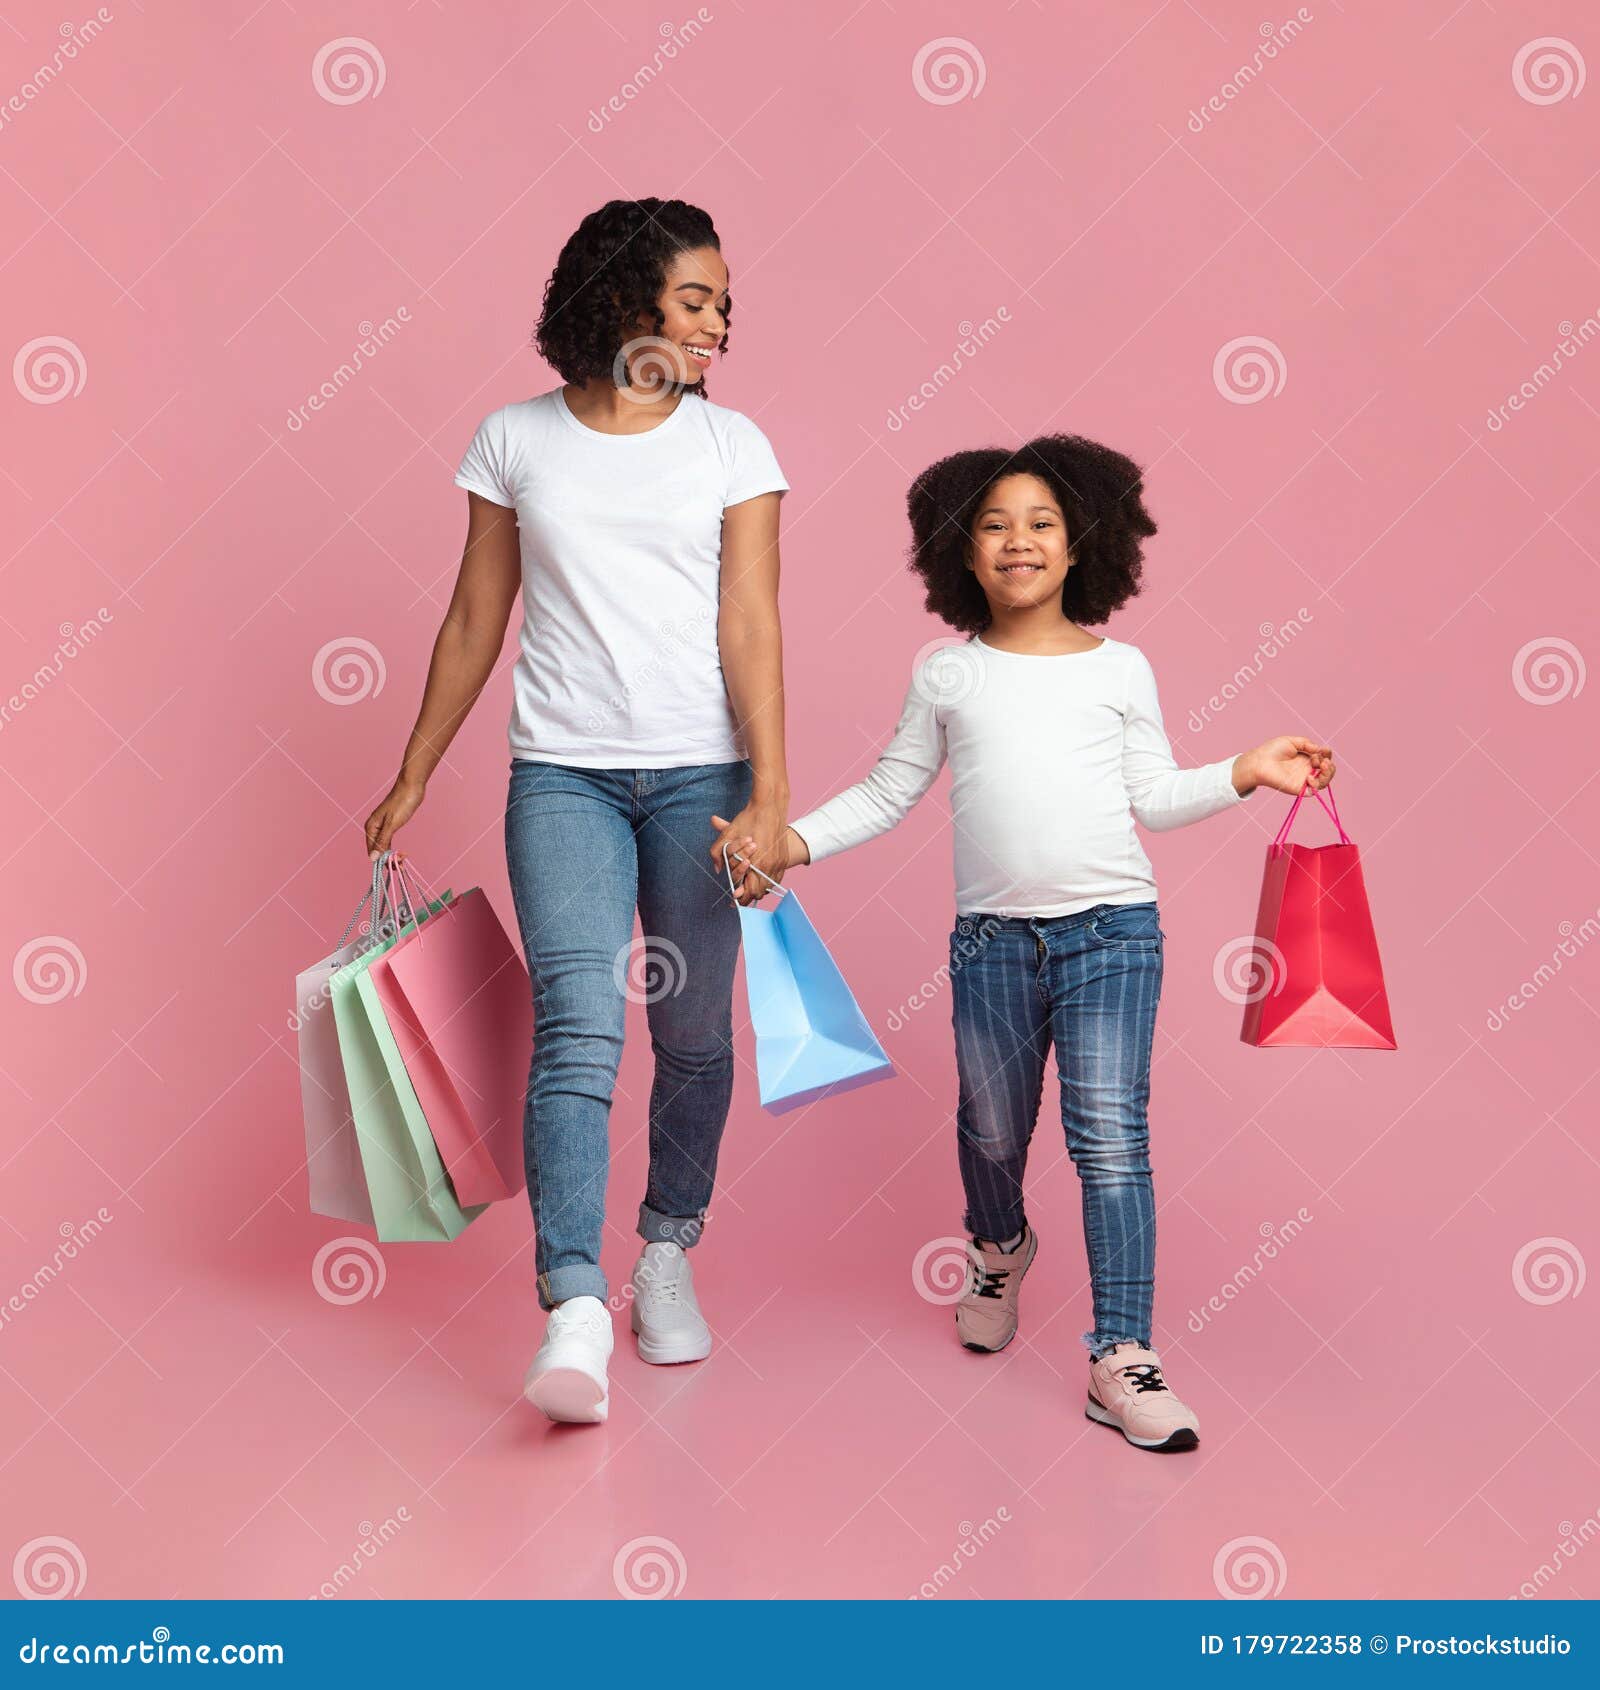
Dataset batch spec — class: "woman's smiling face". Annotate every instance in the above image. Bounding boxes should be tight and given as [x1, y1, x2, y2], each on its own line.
[967, 473, 1072, 609]
[628, 244, 729, 388]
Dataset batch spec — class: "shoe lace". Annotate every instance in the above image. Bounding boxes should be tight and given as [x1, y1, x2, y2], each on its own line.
[1118, 1362, 1170, 1395]
[637, 1257, 684, 1307]
[552, 1305, 604, 1337]
[970, 1261, 1012, 1300]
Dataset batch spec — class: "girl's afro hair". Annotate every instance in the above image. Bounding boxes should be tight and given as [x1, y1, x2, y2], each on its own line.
[534, 198, 726, 396]
[906, 434, 1158, 634]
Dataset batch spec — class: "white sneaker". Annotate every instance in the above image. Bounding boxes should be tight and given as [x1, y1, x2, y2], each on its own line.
[629, 1241, 711, 1364]
[523, 1295, 613, 1423]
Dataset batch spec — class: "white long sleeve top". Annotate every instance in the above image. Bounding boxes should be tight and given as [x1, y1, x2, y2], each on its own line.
[788, 634, 1251, 918]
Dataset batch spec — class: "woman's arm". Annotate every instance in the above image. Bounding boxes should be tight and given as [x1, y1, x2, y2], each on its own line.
[363, 492, 522, 856]
[711, 490, 790, 904]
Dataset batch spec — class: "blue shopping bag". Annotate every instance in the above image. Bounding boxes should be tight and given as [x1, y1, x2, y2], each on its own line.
[726, 852, 894, 1115]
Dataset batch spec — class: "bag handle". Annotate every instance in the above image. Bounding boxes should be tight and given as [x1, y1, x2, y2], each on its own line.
[721, 844, 789, 902]
[333, 856, 387, 951]
[1272, 778, 1350, 849]
[379, 851, 444, 942]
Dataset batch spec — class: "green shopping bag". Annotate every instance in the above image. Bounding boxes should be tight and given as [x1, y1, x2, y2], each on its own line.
[328, 892, 488, 1242]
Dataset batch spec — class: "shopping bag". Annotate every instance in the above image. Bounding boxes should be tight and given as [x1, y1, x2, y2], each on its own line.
[1240, 782, 1396, 1049]
[329, 891, 489, 1241]
[728, 853, 894, 1114]
[296, 862, 393, 1226]
[367, 885, 530, 1206]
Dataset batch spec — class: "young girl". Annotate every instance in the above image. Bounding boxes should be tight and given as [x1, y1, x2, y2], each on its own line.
[728, 435, 1334, 1453]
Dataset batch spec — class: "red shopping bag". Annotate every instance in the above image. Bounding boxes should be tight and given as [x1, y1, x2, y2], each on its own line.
[1240, 782, 1396, 1049]
[367, 882, 531, 1205]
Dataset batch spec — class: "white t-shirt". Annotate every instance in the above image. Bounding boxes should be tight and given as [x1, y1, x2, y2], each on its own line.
[454, 386, 788, 767]
[788, 635, 1251, 918]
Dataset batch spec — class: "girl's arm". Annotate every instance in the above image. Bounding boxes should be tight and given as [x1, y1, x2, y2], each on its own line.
[713, 491, 790, 904]
[783, 667, 948, 868]
[363, 492, 521, 856]
[1121, 647, 1255, 832]
[1122, 648, 1335, 830]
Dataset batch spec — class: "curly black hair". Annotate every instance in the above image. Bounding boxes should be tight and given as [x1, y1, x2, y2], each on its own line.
[534, 198, 726, 396]
[906, 434, 1158, 634]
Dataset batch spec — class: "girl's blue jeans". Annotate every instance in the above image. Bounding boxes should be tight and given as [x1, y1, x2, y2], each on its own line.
[950, 900, 1165, 1355]
[504, 756, 753, 1311]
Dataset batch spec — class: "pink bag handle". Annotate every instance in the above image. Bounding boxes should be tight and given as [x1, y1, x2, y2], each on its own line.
[378, 850, 443, 943]
[1272, 778, 1350, 849]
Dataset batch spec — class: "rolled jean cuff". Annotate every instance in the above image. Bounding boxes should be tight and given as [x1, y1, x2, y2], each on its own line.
[538, 1263, 608, 1312]
[637, 1202, 709, 1249]
[1084, 1330, 1152, 1357]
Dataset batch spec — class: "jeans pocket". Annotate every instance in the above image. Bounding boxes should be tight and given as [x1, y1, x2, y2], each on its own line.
[1089, 902, 1163, 947]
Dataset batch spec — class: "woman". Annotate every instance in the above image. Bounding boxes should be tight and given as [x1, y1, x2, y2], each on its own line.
[364, 199, 791, 1425]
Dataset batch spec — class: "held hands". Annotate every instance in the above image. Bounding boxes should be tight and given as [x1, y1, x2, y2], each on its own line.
[1236, 736, 1336, 799]
[709, 805, 801, 906]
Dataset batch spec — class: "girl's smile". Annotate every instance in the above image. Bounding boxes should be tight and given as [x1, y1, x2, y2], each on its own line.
[968, 473, 1072, 607]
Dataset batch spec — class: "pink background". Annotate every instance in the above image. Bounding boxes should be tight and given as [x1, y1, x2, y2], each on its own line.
[4, 0, 1598, 1602]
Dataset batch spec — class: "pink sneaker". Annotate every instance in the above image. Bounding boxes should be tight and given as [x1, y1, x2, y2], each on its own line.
[1085, 1343, 1199, 1451]
[954, 1225, 1038, 1352]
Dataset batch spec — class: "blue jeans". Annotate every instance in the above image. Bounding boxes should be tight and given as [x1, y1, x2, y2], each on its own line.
[950, 900, 1164, 1355]
[504, 757, 753, 1310]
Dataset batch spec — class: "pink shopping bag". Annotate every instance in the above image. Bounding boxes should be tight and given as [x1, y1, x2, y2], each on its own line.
[367, 885, 530, 1206]
[1240, 781, 1396, 1049]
